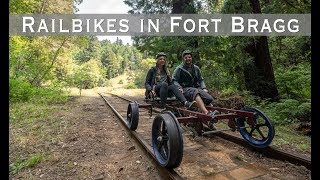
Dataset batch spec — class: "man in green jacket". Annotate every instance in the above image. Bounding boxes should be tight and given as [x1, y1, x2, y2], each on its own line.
[172, 50, 216, 117]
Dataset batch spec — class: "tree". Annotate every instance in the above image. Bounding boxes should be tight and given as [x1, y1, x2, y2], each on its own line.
[73, 36, 101, 63]
[241, 0, 279, 100]
[221, 0, 279, 99]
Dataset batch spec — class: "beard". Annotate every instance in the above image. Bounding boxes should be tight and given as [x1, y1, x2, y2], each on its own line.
[184, 60, 192, 66]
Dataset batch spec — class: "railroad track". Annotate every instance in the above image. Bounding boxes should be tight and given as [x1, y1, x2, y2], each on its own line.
[98, 93, 311, 179]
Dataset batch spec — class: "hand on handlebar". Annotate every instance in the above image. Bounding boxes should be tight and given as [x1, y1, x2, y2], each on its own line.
[149, 90, 156, 97]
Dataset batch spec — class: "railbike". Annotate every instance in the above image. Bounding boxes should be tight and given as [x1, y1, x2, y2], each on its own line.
[126, 95, 275, 168]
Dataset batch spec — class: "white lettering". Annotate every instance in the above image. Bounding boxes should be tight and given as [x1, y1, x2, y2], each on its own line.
[72, 19, 82, 32]
[94, 19, 104, 32]
[107, 19, 116, 32]
[184, 19, 196, 33]
[23, 17, 34, 32]
[198, 19, 209, 33]
[59, 19, 69, 33]
[211, 19, 221, 33]
[260, 19, 272, 32]
[86, 19, 90, 32]
[140, 19, 144, 32]
[51, 19, 55, 32]
[37, 19, 48, 32]
[248, 19, 258, 33]
[148, 19, 159, 32]
[119, 19, 129, 32]
[171, 16, 182, 32]
[232, 17, 244, 32]
[288, 19, 299, 33]
[274, 19, 285, 33]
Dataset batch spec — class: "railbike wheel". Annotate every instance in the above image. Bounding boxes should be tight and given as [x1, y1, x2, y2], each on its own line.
[152, 111, 183, 168]
[126, 102, 139, 131]
[236, 106, 275, 148]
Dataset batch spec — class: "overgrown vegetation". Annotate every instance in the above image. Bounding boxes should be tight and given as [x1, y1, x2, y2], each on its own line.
[9, 0, 311, 176]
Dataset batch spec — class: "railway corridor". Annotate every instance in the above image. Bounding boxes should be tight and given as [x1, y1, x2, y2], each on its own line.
[101, 93, 310, 180]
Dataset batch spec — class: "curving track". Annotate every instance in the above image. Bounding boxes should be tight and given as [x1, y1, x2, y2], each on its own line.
[99, 93, 311, 180]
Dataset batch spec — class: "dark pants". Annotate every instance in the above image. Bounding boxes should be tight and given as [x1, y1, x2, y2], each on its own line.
[155, 82, 187, 108]
[183, 87, 214, 105]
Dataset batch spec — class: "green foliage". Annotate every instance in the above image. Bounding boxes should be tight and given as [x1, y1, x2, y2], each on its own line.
[70, 60, 105, 93]
[269, 37, 311, 67]
[294, 103, 311, 122]
[133, 58, 156, 88]
[272, 125, 310, 153]
[10, 78, 69, 104]
[274, 99, 300, 123]
[246, 98, 310, 125]
[275, 63, 310, 99]
[32, 86, 69, 104]
[9, 0, 41, 13]
[125, 82, 138, 89]
[73, 37, 101, 63]
[99, 39, 142, 79]
[9, 153, 45, 175]
[10, 0, 82, 14]
[9, 79, 33, 102]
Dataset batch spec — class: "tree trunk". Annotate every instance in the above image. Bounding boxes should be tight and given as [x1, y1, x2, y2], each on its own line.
[243, 0, 279, 100]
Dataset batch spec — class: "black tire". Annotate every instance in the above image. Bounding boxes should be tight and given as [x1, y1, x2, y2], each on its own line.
[126, 102, 139, 131]
[236, 106, 275, 148]
[152, 111, 183, 168]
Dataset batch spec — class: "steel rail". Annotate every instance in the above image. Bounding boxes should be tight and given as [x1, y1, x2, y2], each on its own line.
[98, 93, 183, 180]
[212, 131, 311, 170]
[109, 93, 311, 170]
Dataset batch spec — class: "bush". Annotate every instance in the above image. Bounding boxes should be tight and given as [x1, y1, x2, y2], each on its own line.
[275, 63, 311, 99]
[133, 58, 155, 88]
[9, 79, 33, 103]
[125, 82, 137, 89]
[294, 103, 311, 122]
[10, 78, 68, 104]
[31, 86, 68, 104]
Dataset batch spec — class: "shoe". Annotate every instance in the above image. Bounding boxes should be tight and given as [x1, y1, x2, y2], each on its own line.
[184, 101, 197, 109]
[207, 110, 219, 123]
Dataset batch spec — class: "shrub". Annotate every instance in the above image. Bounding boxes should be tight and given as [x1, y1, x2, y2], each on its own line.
[275, 63, 311, 100]
[9, 79, 33, 103]
[294, 102, 311, 123]
[125, 82, 137, 89]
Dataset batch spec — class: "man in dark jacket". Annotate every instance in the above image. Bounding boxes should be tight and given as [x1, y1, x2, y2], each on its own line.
[172, 50, 216, 116]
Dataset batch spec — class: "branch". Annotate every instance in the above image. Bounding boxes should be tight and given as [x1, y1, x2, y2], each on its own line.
[31, 37, 68, 86]
[281, 0, 304, 13]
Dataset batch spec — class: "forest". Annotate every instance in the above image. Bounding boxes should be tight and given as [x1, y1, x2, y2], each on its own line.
[9, 0, 311, 176]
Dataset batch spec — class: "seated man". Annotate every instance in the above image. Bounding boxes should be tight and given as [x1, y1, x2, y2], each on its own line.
[145, 52, 196, 109]
[172, 50, 217, 118]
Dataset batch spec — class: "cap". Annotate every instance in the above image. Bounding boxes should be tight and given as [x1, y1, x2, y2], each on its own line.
[182, 50, 192, 57]
[156, 52, 167, 59]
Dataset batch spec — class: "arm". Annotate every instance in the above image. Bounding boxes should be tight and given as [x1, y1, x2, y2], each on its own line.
[145, 68, 154, 92]
[172, 67, 182, 89]
[197, 67, 207, 90]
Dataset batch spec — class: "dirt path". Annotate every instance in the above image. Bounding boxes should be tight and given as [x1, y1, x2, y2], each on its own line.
[10, 89, 162, 180]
